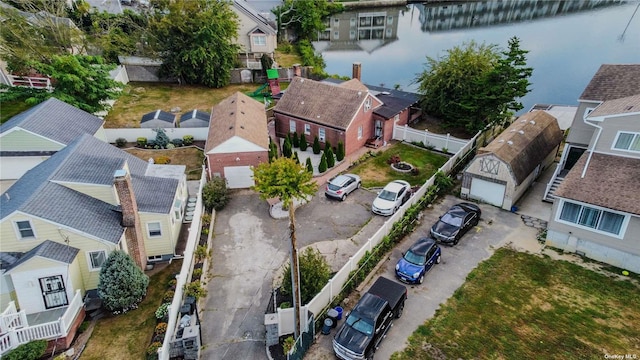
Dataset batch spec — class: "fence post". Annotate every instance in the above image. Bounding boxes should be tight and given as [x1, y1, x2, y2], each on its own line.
[349, 256, 354, 272]
[403, 124, 408, 141]
[329, 278, 333, 300]
[446, 133, 450, 151]
[424, 129, 429, 146]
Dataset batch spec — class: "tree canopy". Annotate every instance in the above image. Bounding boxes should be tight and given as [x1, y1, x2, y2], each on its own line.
[147, 0, 240, 88]
[252, 157, 317, 207]
[98, 250, 149, 313]
[415, 37, 533, 133]
[273, 0, 342, 41]
[281, 247, 331, 304]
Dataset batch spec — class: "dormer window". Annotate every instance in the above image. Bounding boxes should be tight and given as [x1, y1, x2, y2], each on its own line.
[364, 98, 372, 112]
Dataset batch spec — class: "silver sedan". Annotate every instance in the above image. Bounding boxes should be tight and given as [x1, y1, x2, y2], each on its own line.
[325, 174, 362, 201]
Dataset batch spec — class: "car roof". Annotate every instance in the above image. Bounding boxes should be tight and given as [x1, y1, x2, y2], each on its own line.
[331, 174, 352, 186]
[449, 202, 479, 216]
[384, 180, 409, 192]
[408, 237, 437, 256]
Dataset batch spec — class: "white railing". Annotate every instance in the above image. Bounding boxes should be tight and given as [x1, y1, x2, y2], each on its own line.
[0, 302, 26, 333]
[60, 290, 83, 334]
[393, 124, 469, 154]
[273, 130, 482, 334]
[7, 75, 52, 91]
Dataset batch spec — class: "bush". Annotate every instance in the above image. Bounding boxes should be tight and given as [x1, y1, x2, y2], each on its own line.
[166, 143, 175, 149]
[268, 138, 278, 162]
[168, 279, 177, 289]
[115, 138, 127, 147]
[305, 157, 313, 173]
[292, 151, 300, 164]
[202, 177, 229, 211]
[146, 342, 162, 360]
[146, 139, 156, 148]
[282, 137, 292, 158]
[184, 280, 207, 300]
[336, 141, 345, 161]
[201, 213, 212, 228]
[154, 155, 171, 164]
[192, 268, 203, 279]
[153, 128, 170, 149]
[78, 321, 90, 333]
[183, 135, 194, 145]
[299, 135, 308, 151]
[155, 322, 168, 335]
[283, 336, 295, 355]
[325, 147, 335, 168]
[280, 248, 331, 304]
[324, 140, 332, 152]
[155, 302, 170, 320]
[137, 137, 147, 147]
[318, 152, 327, 173]
[291, 132, 299, 148]
[312, 136, 321, 154]
[195, 245, 208, 262]
[162, 290, 175, 303]
[171, 138, 184, 147]
[98, 251, 149, 313]
[3, 340, 47, 360]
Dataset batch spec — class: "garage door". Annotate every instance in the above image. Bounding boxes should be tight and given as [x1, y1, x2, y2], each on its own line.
[224, 166, 254, 189]
[470, 178, 505, 207]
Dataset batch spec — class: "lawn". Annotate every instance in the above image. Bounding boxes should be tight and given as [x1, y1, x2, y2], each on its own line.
[124, 147, 205, 180]
[391, 248, 640, 360]
[82, 259, 183, 360]
[349, 142, 448, 188]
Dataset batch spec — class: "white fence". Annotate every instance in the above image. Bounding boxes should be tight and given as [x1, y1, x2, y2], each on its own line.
[158, 167, 206, 360]
[104, 128, 209, 143]
[0, 290, 83, 356]
[5, 75, 52, 91]
[272, 130, 481, 336]
[393, 124, 469, 154]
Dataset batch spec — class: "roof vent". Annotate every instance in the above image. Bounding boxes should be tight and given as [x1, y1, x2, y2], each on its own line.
[358, 91, 362, 96]
[317, 115, 320, 118]
[241, 111, 245, 115]
[381, 91, 390, 95]
[518, 130, 525, 134]
[521, 119, 527, 123]
[240, 125, 244, 129]
[625, 105, 634, 110]
[510, 129, 516, 132]
[507, 141, 513, 145]
[530, 121, 536, 125]
[300, 101, 304, 105]
[498, 139, 505, 143]
[229, 126, 233, 130]
[300, 79, 304, 83]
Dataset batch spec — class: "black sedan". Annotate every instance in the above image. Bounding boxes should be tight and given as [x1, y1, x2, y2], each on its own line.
[430, 203, 481, 245]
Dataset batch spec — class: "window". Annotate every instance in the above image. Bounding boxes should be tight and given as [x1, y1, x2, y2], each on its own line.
[350, 30, 356, 40]
[88, 251, 107, 271]
[289, 120, 297, 133]
[252, 35, 266, 46]
[364, 98, 372, 111]
[147, 222, 162, 237]
[15, 220, 35, 238]
[350, 17, 356, 26]
[333, 18, 339, 27]
[387, 16, 393, 24]
[358, 125, 363, 139]
[304, 124, 311, 135]
[334, 31, 339, 39]
[558, 200, 626, 236]
[613, 132, 640, 152]
[319, 128, 326, 142]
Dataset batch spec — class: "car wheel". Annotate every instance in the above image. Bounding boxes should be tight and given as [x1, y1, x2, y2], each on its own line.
[418, 274, 424, 284]
[473, 217, 479, 226]
[453, 238, 459, 246]
[396, 301, 405, 319]
[357, 182, 361, 189]
[366, 351, 374, 360]
[436, 255, 441, 264]
[341, 194, 346, 201]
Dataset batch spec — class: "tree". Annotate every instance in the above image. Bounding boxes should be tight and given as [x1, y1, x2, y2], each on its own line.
[273, 0, 342, 41]
[312, 136, 321, 155]
[291, 132, 299, 148]
[299, 135, 308, 151]
[325, 147, 335, 168]
[336, 141, 345, 162]
[261, 53, 274, 75]
[281, 248, 331, 304]
[282, 136, 293, 158]
[153, 128, 170, 149]
[324, 140, 332, 152]
[202, 177, 229, 211]
[268, 138, 278, 162]
[305, 157, 313, 173]
[416, 39, 532, 132]
[252, 157, 318, 337]
[293, 151, 300, 164]
[318, 152, 327, 173]
[148, 0, 239, 88]
[98, 251, 149, 313]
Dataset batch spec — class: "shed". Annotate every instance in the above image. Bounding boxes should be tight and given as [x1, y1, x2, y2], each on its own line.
[141, 110, 176, 128]
[461, 111, 563, 210]
[179, 110, 211, 128]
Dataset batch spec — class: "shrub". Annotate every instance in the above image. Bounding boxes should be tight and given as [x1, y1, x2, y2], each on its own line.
[411, 167, 420, 176]
[192, 268, 203, 279]
[98, 251, 149, 313]
[291, 132, 299, 148]
[146, 139, 156, 148]
[312, 136, 321, 154]
[78, 321, 90, 334]
[154, 155, 171, 164]
[318, 152, 327, 173]
[168, 279, 177, 289]
[153, 128, 170, 149]
[155, 322, 168, 335]
[166, 143, 175, 149]
[183, 135, 194, 145]
[184, 280, 207, 300]
[3, 340, 47, 360]
[324, 140, 332, 152]
[195, 245, 208, 262]
[202, 177, 229, 211]
[146, 342, 162, 359]
[162, 290, 175, 303]
[283, 336, 295, 355]
[292, 151, 300, 164]
[280, 248, 331, 304]
[434, 171, 453, 194]
[279, 301, 291, 309]
[387, 154, 401, 165]
[137, 137, 147, 147]
[171, 138, 184, 147]
[268, 138, 277, 162]
[299, 135, 308, 151]
[155, 302, 170, 320]
[201, 213, 212, 228]
[441, 147, 449, 153]
[282, 137, 292, 158]
[325, 147, 335, 168]
[115, 138, 127, 147]
[305, 157, 313, 173]
[336, 141, 345, 161]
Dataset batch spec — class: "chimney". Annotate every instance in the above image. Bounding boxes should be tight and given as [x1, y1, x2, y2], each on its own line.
[293, 63, 301, 77]
[352, 62, 362, 81]
[113, 169, 147, 270]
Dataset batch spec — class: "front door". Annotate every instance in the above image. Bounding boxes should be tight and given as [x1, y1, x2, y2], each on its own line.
[374, 120, 383, 138]
[39, 275, 68, 309]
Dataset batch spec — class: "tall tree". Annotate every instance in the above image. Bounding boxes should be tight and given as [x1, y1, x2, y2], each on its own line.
[98, 251, 149, 313]
[252, 158, 318, 337]
[273, 0, 342, 41]
[147, 0, 239, 88]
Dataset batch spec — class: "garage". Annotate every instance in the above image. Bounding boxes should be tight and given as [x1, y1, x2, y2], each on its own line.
[224, 166, 255, 189]
[469, 178, 505, 207]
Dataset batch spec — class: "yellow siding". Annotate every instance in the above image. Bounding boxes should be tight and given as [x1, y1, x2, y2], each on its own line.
[139, 213, 175, 256]
[55, 182, 118, 205]
[0, 130, 63, 151]
[0, 291, 17, 311]
[68, 256, 85, 295]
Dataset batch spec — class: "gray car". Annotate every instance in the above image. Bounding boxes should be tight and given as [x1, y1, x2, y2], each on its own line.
[325, 174, 361, 201]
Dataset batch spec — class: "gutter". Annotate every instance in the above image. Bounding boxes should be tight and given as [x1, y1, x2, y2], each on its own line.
[581, 113, 603, 179]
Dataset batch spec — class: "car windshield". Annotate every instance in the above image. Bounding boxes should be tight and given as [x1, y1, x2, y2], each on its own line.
[327, 183, 342, 191]
[403, 250, 425, 266]
[346, 312, 373, 335]
[441, 213, 462, 227]
[378, 190, 397, 202]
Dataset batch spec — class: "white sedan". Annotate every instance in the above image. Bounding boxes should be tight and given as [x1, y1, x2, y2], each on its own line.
[371, 180, 411, 216]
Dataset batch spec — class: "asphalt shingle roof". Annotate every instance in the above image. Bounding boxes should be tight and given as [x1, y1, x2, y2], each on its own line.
[579, 64, 640, 102]
[141, 110, 176, 123]
[587, 94, 640, 119]
[5, 240, 80, 273]
[180, 110, 211, 128]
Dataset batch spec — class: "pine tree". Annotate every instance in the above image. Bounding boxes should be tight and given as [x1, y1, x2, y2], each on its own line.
[325, 147, 335, 168]
[312, 136, 321, 155]
[293, 151, 300, 164]
[324, 140, 332, 152]
[305, 157, 313, 173]
[98, 251, 149, 313]
[292, 132, 300, 148]
[336, 141, 345, 161]
[318, 152, 327, 173]
[283, 137, 292, 158]
[300, 135, 308, 151]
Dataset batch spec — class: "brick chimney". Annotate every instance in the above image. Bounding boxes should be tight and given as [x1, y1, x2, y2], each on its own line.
[113, 169, 147, 270]
[293, 63, 301, 77]
[352, 62, 362, 81]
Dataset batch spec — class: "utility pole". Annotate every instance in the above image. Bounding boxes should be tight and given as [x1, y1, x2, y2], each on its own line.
[288, 200, 302, 338]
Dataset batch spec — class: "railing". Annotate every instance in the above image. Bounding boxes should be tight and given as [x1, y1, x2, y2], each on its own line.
[0, 302, 26, 333]
[7, 75, 52, 91]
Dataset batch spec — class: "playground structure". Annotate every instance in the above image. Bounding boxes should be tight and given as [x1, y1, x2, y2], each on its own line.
[247, 69, 281, 102]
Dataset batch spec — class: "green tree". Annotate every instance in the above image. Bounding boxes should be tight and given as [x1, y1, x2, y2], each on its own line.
[268, 138, 278, 162]
[261, 53, 274, 75]
[148, 0, 239, 88]
[299, 134, 308, 151]
[312, 136, 321, 155]
[281, 247, 331, 304]
[291, 132, 299, 148]
[336, 141, 345, 162]
[293, 151, 300, 164]
[252, 157, 317, 337]
[325, 147, 335, 168]
[318, 152, 327, 173]
[152, 128, 170, 149]
[324, 140, 332, 152]
[98, 251, 149, 313]
[282, 136, 293, 158]
[202, 177, 229, 211]
[273, 0, 342, 41]
[305, 157, 313, 173]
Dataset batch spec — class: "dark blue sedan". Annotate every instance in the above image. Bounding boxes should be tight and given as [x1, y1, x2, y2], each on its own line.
[395, 237, 441, 284]
[430, 202, 481, 245]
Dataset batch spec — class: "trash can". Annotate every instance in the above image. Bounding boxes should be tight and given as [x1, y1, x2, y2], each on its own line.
[321, 318, 333, 335]
[334, 306, 343, 320]
[327, 308, 339, 328]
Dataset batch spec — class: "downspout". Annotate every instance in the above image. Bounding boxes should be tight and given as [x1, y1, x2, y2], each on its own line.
[581, 112, 603, 179]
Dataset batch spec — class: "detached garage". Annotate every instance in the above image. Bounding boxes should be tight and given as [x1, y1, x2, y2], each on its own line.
[461, 111, 563, 210]
[204, 92, 269, 189]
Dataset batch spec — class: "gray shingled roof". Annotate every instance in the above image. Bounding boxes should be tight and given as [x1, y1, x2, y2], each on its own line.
[579, 64, 640, 102]
[0, 98, 104, 145]
[180, 110, 210, 128]
[141, 110, 176, 124]
[5, 240, 80, 273]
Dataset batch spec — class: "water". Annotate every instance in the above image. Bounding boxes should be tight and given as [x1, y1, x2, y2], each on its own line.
[315, 0, 640, 113]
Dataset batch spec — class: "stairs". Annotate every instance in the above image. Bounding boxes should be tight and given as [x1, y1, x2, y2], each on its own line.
[544, 175, 565, 202]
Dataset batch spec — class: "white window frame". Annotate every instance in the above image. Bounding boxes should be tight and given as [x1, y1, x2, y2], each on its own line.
[14, 220, 36, 239]
[318, 128, 326, 142]
[252, 35, 266, 46]
[147, 222, 162, 238]
[333, 18, 340, 27]
[358, 125, 363, 140]
[555, 199, 628, 239]
[612, 131, 640, 153]
[304, 124, 311, 135]
[147, 255, 163, 262]
[87, 250, 107, 272]
[387, 16, 393, 24]
[350, 17, 356, 26]
[289, 120, 297, 133]
[364, 98, 372, 112]
[583, 107, 595, 120]
[334, 31, 339, 39]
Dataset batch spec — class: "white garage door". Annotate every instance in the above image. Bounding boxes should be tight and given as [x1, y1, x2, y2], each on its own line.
[1, 157, 47, 180]
[224, 166, 254, 189]
[470, 178, 505, 207]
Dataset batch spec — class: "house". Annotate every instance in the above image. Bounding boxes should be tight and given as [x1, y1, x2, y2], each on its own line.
[204, 92, 269, 188]
[545, 64, 640, 273]
[231, 0, 277, 68]
[460, 111, 563, 210]
[273, 71, 418, 157]
[141, 109, 176, 128]
[0, 134, 187, 353]
[0, 97, 107, 180]
[179, 110, 211, 128]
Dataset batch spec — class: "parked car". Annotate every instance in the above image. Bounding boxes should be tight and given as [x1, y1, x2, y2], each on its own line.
[325, 174, 361, 201]
[371, 180, 411, 216]
[395, 237, 441, 284]
[430, 202, 481, 245]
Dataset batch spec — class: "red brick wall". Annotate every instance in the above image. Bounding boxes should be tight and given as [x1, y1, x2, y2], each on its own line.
[45, 307, 86, 354]
[206, 150, 268, 178]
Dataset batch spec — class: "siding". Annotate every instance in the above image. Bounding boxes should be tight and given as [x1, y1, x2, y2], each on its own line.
[594, 114, 640, 157]
[9, 261, 74, 314]
[566, 101, 599, 145]
[233, 7, 276, 55]
[139, 213, 175, 257]
[0, 130, 63, 151]
[93, 127, 108, 142]
[55, 182, 118, 205]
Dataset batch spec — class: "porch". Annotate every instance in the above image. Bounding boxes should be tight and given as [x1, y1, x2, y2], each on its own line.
[0, 290, 84, 356]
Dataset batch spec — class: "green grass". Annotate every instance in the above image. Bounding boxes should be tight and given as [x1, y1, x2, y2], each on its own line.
[1, 100, 32, 123]
[391, 248, 640, 360]
[349, 142, 448, 188]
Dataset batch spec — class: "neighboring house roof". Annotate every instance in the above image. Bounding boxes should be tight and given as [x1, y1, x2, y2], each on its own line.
[339, 79, 370, 92]
[180, 110, 211, 128]
[274, 77, 369, 130]
[0, 97, 104, 146]
[141, 110, 176, 124]
[205, 92, 269, 152]
[232, 0, 277, 36]
[579, 64, 640, 102]
[1, 134, 183, 243]
[478, 111, 563, 185]
[586, 94, 640, 120]
[0, 2, 79, 30]
[528, 104, 577, 131]
[555, 153, 640, 215]
[4, 240, 79, 274]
